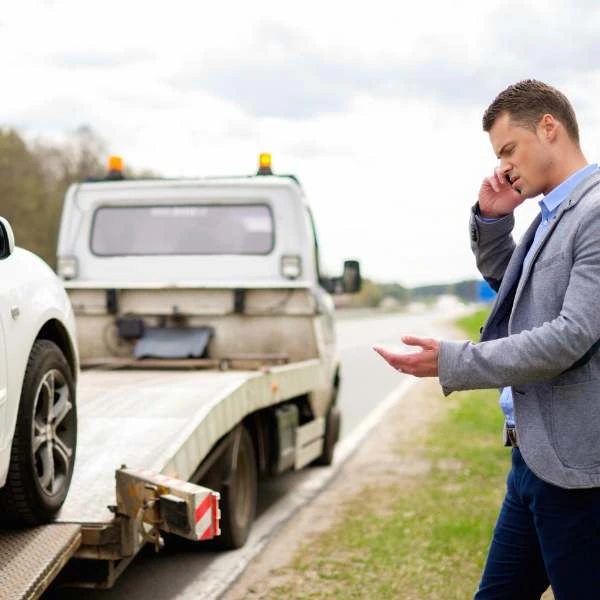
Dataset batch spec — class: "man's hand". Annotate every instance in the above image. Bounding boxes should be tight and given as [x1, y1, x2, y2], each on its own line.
[373, 336, 440, 378]
[478, 168, 525, 218]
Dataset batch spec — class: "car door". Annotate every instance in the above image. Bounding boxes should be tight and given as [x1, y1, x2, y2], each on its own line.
[0, 272, 8, 449]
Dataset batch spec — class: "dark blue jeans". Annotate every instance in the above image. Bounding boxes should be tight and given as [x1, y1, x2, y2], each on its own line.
[475, 448, 600, 599]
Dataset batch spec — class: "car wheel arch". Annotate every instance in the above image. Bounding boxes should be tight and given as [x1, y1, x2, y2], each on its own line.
[36, 319, 78, 382]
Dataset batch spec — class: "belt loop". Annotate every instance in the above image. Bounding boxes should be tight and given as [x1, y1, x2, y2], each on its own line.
[503, 423, 519, 447]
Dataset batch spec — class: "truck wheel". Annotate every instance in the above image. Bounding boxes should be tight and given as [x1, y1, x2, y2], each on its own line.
[314, 404, 341, 466]
[216, 426, 257, 549]
[0, 340, 77, 525]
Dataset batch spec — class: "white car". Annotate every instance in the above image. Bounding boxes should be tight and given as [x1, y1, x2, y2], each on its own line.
[0, 217, 78, 525]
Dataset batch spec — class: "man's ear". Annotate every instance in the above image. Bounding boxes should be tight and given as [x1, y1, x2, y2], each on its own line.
[539, 113, 558, 142]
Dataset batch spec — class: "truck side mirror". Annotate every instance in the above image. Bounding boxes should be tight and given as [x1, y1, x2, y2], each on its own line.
[341, 260, 361, 294]
[319, 260, 362, 295]
[0, 217, 15, 260]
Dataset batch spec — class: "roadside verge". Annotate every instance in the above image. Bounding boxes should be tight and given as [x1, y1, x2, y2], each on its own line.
[221, 378, 455, 600]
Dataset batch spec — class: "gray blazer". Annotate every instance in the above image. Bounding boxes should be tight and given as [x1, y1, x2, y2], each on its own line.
[439, 169, 600, 488]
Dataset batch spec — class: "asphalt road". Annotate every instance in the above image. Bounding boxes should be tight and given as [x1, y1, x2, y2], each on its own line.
[44, 306, 464, 600]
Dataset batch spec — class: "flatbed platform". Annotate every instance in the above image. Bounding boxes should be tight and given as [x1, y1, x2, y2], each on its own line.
[57, 359, 321, 525]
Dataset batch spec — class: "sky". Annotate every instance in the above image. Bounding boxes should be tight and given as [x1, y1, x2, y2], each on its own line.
[2, 0, 600, 286]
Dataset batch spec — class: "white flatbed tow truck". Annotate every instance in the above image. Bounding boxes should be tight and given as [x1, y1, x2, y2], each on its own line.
[0, 155, 361, 598]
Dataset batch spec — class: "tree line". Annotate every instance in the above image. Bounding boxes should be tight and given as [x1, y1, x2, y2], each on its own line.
[343, 278, 484, 308]
[0, 126, 109, 267]
[0, 126, 152, 268]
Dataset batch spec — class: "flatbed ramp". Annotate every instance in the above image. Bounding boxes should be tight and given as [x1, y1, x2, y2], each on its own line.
[57, 368, 261, 523]
[0, 524, 81, 599]
[57, 361, 320, 525]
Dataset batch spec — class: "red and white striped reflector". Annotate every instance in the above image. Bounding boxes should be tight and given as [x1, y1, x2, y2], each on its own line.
[116, 468, 221, 542]
[195, 491, 221, 540]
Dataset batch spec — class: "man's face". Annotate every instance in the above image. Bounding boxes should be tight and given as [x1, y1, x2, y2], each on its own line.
[489, 112, 553, 198]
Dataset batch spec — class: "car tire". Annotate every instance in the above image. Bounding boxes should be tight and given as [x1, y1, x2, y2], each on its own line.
[214, 426, 257, 549]
[0, 340, 77, 525]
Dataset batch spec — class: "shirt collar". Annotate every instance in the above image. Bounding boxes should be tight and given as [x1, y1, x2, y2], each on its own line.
[539, 163, 599, 221]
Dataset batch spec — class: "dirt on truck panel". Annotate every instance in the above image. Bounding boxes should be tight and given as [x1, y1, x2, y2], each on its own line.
[0, 524, 81, 600]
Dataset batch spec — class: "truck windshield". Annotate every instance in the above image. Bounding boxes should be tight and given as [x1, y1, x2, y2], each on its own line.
[90, 204, 274, 256]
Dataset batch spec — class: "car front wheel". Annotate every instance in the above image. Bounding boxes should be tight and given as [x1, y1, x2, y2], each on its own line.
[0, 340, 77, 525]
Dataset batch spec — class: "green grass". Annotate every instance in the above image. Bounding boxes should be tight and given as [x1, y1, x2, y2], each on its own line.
[454, 307, 491, 341]
[263, 308, 513, 599]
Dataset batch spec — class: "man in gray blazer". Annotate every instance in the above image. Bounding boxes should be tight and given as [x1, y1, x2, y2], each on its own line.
[375, 80, 600, 598]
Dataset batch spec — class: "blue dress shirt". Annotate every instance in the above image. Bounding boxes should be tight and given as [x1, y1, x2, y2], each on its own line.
[478, 163, 599, 426]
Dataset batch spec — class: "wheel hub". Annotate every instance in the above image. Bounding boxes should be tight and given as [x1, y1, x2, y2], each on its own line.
[32, 369, 75, 497]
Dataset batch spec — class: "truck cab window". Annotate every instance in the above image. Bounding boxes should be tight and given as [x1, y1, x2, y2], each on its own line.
[90, 204, 274, 256]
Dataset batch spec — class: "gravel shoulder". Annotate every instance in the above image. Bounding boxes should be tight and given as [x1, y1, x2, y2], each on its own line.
[222, 376, 448, 599]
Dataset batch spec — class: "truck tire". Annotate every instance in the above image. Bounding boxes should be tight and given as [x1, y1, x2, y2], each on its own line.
[0, 340, 77, 525]
[314, 404, 341, 466]
[216, 426, 257, 549]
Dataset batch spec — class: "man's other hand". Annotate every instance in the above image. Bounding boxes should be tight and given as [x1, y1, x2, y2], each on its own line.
[373, 336, 440, 377]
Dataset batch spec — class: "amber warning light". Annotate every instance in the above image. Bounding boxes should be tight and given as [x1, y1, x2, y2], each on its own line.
[257, 153, 273, 176]
[107, 155, 124, 180]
